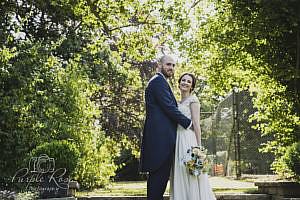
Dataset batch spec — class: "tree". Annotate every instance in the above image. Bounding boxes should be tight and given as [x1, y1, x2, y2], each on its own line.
[0, 0, 202, 187]
[0, 41, 121, 189]
[179, 0, 300, 180]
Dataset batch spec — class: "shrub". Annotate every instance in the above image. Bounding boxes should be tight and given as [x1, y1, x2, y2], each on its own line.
[0, 190, 16, 200]
[74, 137, 120, 189]
[15, 191, 38, 200]
[283, 142, 300, 181]
[28, 140, 80, 177]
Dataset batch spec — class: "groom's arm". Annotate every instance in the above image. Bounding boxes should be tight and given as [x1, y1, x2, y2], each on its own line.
[150, 77, 192, 129]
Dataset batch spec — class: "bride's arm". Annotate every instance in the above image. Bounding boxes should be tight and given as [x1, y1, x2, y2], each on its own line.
[190, 101, 201, 146]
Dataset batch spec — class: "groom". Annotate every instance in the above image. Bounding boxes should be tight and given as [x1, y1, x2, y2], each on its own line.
[140, 55, 192, 200]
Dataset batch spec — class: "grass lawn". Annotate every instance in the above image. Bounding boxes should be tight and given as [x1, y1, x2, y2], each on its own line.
[77, 179, 258, 197]
[78, 181, 147, 197]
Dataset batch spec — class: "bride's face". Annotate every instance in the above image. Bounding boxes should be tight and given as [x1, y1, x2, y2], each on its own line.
[179, 74, 193, 93]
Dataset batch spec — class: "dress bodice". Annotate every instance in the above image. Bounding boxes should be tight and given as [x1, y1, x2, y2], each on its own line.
[178, 95, 199, 122]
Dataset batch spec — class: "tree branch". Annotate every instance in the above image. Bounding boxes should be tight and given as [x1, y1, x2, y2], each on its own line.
[191, 0, 202, 9]
[100, 19, 111, 37]
[109, 21, 162, 32]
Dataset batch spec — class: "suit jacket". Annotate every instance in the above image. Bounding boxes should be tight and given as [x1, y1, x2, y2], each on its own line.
[140, 73, 192, 173]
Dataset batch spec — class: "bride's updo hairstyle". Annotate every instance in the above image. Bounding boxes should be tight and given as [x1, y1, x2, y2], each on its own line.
[178, 73, 196, 92]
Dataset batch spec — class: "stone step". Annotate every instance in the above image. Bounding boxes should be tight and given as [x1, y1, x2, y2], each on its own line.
[77, 194, 270, 200]
[282, 199, 300, 200]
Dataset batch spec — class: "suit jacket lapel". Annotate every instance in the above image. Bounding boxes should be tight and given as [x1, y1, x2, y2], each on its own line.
[157, 73, 178, 107]
[170, 90, 178, 107]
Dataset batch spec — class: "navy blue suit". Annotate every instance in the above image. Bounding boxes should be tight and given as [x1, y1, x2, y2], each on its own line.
[140, 73, 192, 200]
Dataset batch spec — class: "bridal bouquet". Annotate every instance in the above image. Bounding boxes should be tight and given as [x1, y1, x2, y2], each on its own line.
[183, 146, 207, 176]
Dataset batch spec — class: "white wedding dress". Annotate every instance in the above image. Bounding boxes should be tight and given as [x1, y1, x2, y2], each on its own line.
[170, 95, 216, 200]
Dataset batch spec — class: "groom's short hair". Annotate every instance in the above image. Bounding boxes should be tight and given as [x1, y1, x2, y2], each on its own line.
[158, 55, 165, 64]
[159, 55, 170, 64]
[158, 55, 175, 65]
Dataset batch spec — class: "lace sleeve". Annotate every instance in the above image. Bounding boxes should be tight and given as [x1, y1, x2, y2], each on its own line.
[189, 95, 200, 105]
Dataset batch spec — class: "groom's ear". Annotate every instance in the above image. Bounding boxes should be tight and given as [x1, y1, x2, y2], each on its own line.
[156, 61, 160, 68]
[156, 62, 162, 72]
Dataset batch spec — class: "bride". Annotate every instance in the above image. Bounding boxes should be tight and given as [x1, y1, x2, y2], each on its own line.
[170, 72, 216, 200]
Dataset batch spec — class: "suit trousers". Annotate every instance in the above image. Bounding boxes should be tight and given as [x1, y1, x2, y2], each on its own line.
[147, 153, 173, 200]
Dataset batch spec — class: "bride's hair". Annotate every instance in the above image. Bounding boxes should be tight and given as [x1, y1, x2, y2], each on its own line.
[178, 73, 196, 92]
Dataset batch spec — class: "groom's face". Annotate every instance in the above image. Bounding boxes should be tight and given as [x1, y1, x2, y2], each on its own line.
[159, 56, 176, 78]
